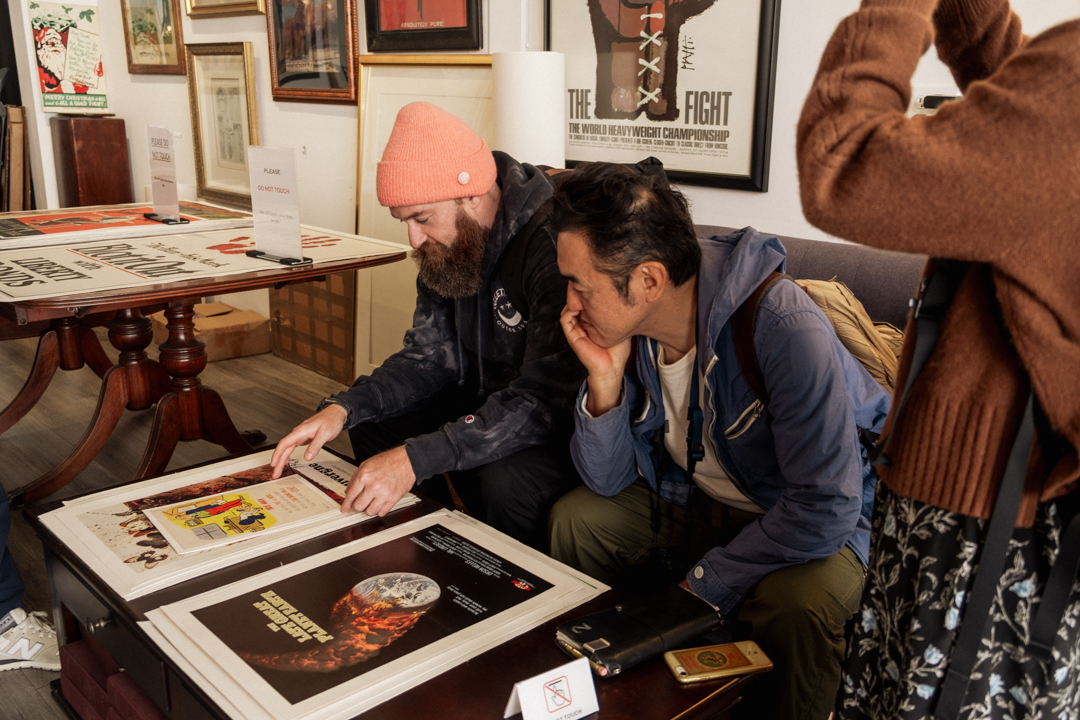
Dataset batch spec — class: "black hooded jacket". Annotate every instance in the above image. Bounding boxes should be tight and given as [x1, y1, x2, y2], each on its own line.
[325, 152, 585, 479]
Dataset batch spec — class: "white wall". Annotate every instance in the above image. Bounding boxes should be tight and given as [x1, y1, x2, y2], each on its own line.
[679, 0, 1080, 242]
[7, 0, 1078, 253]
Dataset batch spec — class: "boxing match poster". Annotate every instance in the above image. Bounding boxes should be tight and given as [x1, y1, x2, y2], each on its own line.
[550, 0, 781, 191]
[28, 0, 110, 114]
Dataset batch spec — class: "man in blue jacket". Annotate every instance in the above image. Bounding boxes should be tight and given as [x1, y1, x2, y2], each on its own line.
[271, 103, 584, 550]
[547, 163, 889, 720]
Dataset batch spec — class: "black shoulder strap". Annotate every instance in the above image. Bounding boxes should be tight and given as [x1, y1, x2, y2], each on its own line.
[872, 259, 969, 466]
[497, 204, 551, 323]
[730, 271, 790, 406]
[933, 392, 1035, 719]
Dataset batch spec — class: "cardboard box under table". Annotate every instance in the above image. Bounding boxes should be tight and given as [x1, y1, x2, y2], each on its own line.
[151, 302, 270, 362]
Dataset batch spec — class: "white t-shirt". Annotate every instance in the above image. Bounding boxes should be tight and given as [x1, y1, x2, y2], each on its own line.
[656, 345, 764, 514]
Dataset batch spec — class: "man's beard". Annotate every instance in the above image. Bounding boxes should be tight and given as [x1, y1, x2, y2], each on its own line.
[39, 49, 64, 85]
[412, 208, 489, 299]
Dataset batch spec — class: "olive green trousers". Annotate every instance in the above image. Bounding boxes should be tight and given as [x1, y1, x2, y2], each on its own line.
[549, 479, 865, 720]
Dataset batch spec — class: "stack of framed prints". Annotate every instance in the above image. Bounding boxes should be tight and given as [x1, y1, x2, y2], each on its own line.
[42, 445, 606, 720]
[144, 509, 604, 720]
[39, 448, 420, 600]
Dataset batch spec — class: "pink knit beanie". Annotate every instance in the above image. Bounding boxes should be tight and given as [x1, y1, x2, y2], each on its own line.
[376, 102, 497, 207]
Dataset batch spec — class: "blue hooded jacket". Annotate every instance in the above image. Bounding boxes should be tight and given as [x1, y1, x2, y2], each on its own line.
[569, 228, 890, 617]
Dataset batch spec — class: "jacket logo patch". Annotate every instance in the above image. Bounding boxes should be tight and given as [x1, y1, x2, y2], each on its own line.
[493, 288, 526, 333]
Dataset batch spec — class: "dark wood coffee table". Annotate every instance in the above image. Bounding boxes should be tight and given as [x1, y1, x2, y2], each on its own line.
[25, 470, 749, 720]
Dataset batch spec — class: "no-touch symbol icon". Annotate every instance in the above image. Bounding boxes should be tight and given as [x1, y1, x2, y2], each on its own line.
[544, 676, 572, 712]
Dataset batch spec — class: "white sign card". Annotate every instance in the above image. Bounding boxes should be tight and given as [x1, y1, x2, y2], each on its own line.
[247, 146, 303, 263]
[147, 126, 179, 220]
[504, 657, 599, 720]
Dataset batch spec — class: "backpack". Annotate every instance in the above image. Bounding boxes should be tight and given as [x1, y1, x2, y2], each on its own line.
[731, 271, 904, 405]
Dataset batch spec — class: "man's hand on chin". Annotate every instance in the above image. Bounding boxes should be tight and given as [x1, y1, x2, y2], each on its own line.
[341, 446, 417, 517]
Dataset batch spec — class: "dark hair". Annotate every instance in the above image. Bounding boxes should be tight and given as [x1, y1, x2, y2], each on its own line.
[549, 162, 701, 298]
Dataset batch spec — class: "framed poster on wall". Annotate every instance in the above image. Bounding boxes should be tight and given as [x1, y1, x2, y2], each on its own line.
[185, 42, 260, 208]
[28, 1, 110, 114]
[121, 0, 187, 75]
[266, 0, 358, 103]
[363, 0, 482, 52]
[549, 0, 781, 191]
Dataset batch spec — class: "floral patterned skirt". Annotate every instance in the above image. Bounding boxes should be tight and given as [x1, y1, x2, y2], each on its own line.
[839, 483, 1080, 719]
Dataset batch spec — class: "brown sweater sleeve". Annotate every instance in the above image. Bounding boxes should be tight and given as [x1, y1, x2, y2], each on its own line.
[932, 0, 1026, 91]
[795, 0, 1065, 262]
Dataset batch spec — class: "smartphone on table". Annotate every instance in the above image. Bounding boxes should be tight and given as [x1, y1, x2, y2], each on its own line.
[663, 641, 773, 684]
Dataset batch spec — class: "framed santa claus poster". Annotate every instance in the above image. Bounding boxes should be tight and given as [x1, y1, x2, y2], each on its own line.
[28, 0, 111, 114]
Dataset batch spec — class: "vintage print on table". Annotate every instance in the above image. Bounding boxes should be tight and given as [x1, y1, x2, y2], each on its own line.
[0, 200, 251, 249]
[38, 448, 419, 600]
[121, 0, 187, 74]
[185, 42, 260, 207]
[142, 475, 342, 556]
[266, 0, 357, 103]
[364, 0, 481, 52]
[0, 224, 401, 301]
[146, 510, 605, 720]
[29, 0, 110, 114]
[550, 0, 781, 191]
[186, 0, 266, 18]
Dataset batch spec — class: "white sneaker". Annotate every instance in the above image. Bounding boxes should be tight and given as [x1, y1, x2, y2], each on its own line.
[0, 608, 61, 671]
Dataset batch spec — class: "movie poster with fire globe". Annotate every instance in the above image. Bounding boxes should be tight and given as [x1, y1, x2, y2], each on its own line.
[550, 0, 780, 191]
[28, 0, 110, 114]
[148, 511, 604, 720]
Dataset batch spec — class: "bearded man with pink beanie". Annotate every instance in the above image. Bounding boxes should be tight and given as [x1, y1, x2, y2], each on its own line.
[272, 102, 585, 550]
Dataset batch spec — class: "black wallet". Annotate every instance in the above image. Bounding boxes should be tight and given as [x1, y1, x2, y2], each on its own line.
[555, 586, 721, 677]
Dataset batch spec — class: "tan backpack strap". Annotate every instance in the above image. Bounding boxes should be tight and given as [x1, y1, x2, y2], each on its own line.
[731, 271, 790, 406]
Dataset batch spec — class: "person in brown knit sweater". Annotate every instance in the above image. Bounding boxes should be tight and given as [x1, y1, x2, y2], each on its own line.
[797, 0, 1080, 717]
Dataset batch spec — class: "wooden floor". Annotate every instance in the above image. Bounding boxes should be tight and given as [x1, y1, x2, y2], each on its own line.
[0, 326, 354, 719]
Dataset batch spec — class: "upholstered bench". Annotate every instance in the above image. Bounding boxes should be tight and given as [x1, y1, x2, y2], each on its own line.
[695, 225, 927, 329]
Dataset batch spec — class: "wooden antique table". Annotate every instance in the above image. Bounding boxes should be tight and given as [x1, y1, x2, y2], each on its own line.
[25, 480, 750, 720]
[0, 252, 404, 507]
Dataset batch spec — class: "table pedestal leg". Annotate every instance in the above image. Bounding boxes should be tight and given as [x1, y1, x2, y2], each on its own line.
[0, 330, 60, 435]
[0, 315, 119, 436]
[9, 311, 162, 507]
[131, 301, 263, 481]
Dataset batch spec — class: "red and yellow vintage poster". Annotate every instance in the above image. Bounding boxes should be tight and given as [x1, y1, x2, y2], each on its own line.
[378, 0, 467, 31]
[29, 0, 110, 114]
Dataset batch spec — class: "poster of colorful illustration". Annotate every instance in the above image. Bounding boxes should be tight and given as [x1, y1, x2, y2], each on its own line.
[550, 0, 780, 189]
[28, 0, 110, 113]
[40, 450, 418, 601]
[76, 464, 320, 573]
[143, 476, 342, 556]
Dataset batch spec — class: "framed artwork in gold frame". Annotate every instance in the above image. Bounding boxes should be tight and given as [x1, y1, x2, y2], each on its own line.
[121, 0, 187, 74]
[185, 42, 260, 208]
[265, 0, 358, 103]
[185, 0, 265, 18]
